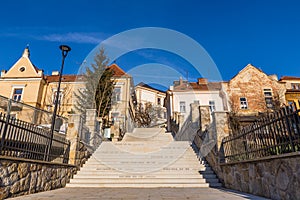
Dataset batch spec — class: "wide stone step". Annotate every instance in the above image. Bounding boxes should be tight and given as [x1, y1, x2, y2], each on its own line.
[83, 160, 203, 165]
[72, 174, 207, 179]
[69, 178, 207, 184]
[78, 164, 211, 171]
[66, 183, 210, 188]
[75, 170, 204, 175]
[78, 167, 210, 172]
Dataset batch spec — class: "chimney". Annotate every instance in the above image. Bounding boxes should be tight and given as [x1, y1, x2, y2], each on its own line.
[268, 74, 278, 81]
[197, 78, 208, 84]
[52, 71, 59, 75]
[1, 70, 6, 77]
[179, 77, 183, 85]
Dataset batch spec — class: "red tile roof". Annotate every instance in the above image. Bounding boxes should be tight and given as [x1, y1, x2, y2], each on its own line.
[45, 64, 127, 82]
[279, 76, 300, 81]
[108, 64, 127, 77]
[45, 75, 83, 82]
[174, 82, 222, 91]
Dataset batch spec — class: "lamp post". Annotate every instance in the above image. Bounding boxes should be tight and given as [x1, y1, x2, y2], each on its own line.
[46, 45, 71, 161]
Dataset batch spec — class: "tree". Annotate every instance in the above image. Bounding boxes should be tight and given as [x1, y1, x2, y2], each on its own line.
[134, 102, 152, 127]
[134, 102, 165, 127]
[75, 48, 115, 124]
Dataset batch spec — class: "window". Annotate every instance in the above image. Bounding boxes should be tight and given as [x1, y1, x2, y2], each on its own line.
[19, 67, 25, 72]
[288, 100, 294, 106]
[291, 83, 300, 90]
[240, 97, 248, 109]
[209, 100, 216, 112]
[157, 98, 161, 105]
[180, 101, 186, 113]
[111, 112, 120, 123]
[264, 89, 273, 109]
[52, 90, 63, 105]
[113, 87, 121, 102]
[12, 88, 23, 101]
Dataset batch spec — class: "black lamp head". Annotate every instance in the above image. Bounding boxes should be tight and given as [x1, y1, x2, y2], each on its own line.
[59, 45, 71, 52]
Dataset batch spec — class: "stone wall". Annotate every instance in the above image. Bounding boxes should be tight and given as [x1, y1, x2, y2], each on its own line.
[0, 157, 77, 199]
[67, 114, 95, 166]
[225, 64, 286, 115]
[219, 153, 300, 200]
[192, 97, 300, 200]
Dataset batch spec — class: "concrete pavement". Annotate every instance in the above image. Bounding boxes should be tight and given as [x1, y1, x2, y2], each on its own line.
[10, 187, 269, 200]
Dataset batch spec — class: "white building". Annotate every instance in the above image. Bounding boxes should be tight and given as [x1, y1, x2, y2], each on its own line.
[165, 78, 228, 130]
[135, 82, 166, 126]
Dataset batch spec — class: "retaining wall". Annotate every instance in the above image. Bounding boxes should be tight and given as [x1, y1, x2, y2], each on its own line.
[0, 157, 77, 199]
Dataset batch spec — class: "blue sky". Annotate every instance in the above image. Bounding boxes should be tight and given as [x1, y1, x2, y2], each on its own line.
[1, 0, 300, 90]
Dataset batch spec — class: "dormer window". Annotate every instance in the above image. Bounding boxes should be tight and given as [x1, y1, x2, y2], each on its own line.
[19, 67, 25, 72]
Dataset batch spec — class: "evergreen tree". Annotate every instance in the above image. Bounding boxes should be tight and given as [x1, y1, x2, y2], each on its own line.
[75, 48, 115, 123]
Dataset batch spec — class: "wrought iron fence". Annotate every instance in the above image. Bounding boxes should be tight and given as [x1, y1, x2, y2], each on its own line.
[0, 96, 70, 164]
[222, 101, 300, 163]
[0, 95, 68, 133]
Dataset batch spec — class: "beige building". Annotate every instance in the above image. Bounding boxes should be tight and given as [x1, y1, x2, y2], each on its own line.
[135, 82, 166, 126]
[279, 76, 300, 109]
[223, 64, 286, 117]
[0, 47, 45, 108]
[108, 64, 136, 140]
[0, 47, 84, 125]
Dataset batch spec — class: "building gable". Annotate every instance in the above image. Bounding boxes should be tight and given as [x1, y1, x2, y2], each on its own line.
[1, 47, 43, 78]
[227, 64, 286, 115]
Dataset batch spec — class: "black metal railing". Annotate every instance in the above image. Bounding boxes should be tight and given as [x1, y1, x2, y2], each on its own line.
[0, 97, 70, 164]
[0, 112, 70, 163]
[222, 101, 300, 163]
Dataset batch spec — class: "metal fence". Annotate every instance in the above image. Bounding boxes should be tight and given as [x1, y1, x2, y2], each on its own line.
[0, 95, 68, 134]
[0, 96, 70, 164]
[222, 101, 300, 163]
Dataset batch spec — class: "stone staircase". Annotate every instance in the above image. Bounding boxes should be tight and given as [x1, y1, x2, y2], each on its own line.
[67, 128, 221, 188]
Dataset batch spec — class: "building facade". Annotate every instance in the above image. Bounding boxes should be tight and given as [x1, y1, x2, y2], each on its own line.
[165, 77, 227, 130]
[108, 64, 136, 140]
[279, 76, 300, 109]
[135, 82, 166, 126]
[223, 64, 286, 117]
[0, 48, 135, 142]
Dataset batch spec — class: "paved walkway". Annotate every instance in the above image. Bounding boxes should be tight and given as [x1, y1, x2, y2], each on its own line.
[11, 187, 269, 200]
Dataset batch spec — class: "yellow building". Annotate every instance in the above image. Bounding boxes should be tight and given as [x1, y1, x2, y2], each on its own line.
[279, 76, 300, 109]
[0, 47, 44, 108]
[0, 47, 84, 125]
[108, 64, 136, 140]
[0, 48, 136, 140]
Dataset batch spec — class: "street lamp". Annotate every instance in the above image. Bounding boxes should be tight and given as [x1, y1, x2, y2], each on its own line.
[46, 45, 71, 161]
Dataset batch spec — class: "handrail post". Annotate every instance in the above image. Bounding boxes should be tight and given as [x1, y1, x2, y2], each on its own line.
[0, 99, 12, 154]
[283, 106, 296, 152]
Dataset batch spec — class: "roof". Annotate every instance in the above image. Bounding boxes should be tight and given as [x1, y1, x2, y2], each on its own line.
[108, 64, 127, 77]
[136, 82, 166, 93]
[23, 47, 41, 73]
[2, 47, 43, 78]
[173, 81, 222, 91]
[279, 76, 300, 81]
[45, 74, 81, 82]
[189, 82, 222, 90]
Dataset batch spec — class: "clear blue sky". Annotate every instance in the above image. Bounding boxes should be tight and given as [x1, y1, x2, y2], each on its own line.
[1, 0, 300, 89]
